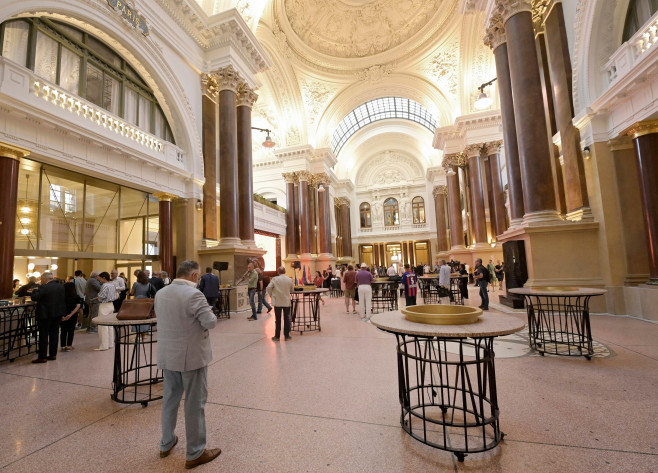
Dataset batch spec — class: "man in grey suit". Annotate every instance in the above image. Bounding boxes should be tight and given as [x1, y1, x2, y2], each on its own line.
[84, 271, 101, 333]
[155, 260, 221, 470]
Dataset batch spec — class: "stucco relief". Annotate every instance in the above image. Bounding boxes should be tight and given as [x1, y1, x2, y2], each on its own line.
[283, 0, 442, 58]
[299, 79, 335, 124]
[428, 42, 459, 95]
[356, 151, 423, 186]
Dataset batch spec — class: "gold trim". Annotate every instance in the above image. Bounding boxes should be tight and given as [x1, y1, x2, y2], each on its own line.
[623, 120, 658, 139]
[0, 142, 31, 161]
[153, 192, 178, 202]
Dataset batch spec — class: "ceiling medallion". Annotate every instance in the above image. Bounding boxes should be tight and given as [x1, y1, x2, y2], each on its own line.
[284, 0, 443, 58]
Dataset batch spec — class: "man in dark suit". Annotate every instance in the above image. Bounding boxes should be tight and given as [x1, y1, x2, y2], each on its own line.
[30, 272, 66, 363]
[150, 271, 166, 293]
[199, 267, 220, 312]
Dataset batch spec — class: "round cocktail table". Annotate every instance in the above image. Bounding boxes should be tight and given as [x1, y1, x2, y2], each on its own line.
[290, 288, 328, 334]
[509, 287, 607, 359]
[371, 310, 525, 462]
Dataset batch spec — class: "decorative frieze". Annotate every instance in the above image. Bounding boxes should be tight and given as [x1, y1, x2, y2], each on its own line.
[236, 83, 258, 108]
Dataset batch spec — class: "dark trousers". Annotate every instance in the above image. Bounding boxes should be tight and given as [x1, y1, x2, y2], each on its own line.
[405, 295, 417, 307]
[37, 317, 60, 358]
[113, 291, 126, 313]
[60, 313, 78, 347]
[274, 306, 291, 338]
[205, 296, 217, 313]
[479, 281, 489, 308]
[257, 288, 272, 312]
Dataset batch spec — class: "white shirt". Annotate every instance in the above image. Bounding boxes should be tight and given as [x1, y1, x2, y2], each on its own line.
[439, 265, 451, 288]
[267, 275, 295, 308]
[111, 277, 126, 292]
[387, 266, 397, 276]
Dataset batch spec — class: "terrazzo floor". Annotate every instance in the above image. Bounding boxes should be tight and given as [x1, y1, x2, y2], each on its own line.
[1, 287, 657, 472]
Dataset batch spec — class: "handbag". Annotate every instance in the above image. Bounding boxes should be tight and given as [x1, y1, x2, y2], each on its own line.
[116, 298, 155, 320]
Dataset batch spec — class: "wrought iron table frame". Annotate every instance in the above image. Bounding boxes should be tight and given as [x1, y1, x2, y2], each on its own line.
[290, 289, 327, 334]
[371, 281, 399, 313]
[215, 288, 234, 319]
[0, 301, 37, 362]
[450, 276, 468, 306]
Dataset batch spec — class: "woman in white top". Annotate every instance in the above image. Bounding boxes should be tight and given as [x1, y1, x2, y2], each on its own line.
[94, 272, 117, 351]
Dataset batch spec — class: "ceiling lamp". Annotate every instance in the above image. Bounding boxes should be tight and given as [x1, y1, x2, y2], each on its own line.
[473, 78, 497, 110]
[20, 229, 29, 235]
[20, 217, 31, 225]
[252, 126, 276, 148]
[21, 206, 31, 213]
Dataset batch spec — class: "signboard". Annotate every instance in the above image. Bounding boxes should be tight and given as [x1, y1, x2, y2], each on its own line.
[107, 0, 149, 36]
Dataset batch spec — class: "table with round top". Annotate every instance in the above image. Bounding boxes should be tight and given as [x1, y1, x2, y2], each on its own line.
[371, 280, 399, 312]
[509, 287, 607, 359]
[94, 313, 162, 406]
[370, 310, 525, 462]
[290, 288, 328, 334]
[215, 287, 235, 319]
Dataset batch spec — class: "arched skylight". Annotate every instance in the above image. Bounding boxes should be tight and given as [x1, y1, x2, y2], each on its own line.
[331, 97, 438, 155]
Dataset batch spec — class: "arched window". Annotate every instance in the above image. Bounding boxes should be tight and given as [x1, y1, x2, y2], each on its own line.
[359, 202, 372, 228]
[0, 17, 175, 143]
[622, 0, 658, 42]
[383, 198, 399, 226]
[412, 196, 425, 224]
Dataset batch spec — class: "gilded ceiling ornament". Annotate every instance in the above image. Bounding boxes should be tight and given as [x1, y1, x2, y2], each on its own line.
[433, 185, 448, 197]
[214, 65, 243, 93]
[283, 0, 441, 58]
[237, 83, 259, 108]
[200, 73, 219, 98]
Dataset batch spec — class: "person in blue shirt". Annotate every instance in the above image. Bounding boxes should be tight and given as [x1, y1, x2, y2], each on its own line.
[400, 264, 418, 307]
[199, 267, 220, 313]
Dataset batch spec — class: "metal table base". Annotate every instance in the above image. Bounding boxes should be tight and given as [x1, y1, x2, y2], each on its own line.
[290, 292, 321, 334]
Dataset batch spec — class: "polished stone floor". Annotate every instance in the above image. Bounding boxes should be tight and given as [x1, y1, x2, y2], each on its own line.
[1, 287, 657, 472]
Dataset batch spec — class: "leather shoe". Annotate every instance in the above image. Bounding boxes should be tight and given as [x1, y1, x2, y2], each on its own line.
[32, 358, 47, 364]
[47, 355, 57, 361]
[185, 448, 221, 469]
[160, 436, 178, 458]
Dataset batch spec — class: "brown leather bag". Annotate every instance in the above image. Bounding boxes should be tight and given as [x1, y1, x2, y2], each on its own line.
[116, 298, 155, 320]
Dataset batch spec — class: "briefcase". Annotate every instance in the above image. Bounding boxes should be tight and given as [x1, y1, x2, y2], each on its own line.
[116, 298, 155, 320]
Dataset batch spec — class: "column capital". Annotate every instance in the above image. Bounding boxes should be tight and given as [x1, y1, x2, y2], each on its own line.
[433, 185, 448, 197]
[236, 83, 258, 108]
[463, 143, 485, 158]
[296, 170, 312, 182]
[623, 119, 658, 139]
[441, 152, 466, 169]
[484, 14, 507, 50]
[200, 73, 219, 99]
[214, 65, 243, 93]
[497, 0, 533, 24]
[0, 142, 31, 161]
[310, 172, 331, 187]
[282, 172, 298, 184]
[153, 192, 178, 202]
[484, 140, 503, 155]
[334, 197, 350, 207]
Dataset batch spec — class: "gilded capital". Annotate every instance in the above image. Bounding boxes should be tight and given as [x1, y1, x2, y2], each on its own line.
[532, 0, 550, 33]
[484, 140, 503, 155]
[463, 143, 485, 158]
[433, 185, 448, 197]
[484, 14, 506, 50]
[236, 83, 258, 108]
[334, 197, 350, 207]
[282, 172, 298, 184]
[311, 172, 331, 188]
[201, 73, 218, 98]
[296, 170, 313, 182]
[623, 119, 658, 139]
[441, 152, 466, 169]
[497, 0, 533, 24]
[153, 192, 178, 202]
[0, 142, 31, 161]
[214, 65, 243, 93]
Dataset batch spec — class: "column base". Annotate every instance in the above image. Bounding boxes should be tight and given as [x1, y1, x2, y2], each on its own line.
[201, 239, 219, 248]
[241, 239, 261, 250]
[522, 210, 564, 227]
[217, 237, 246, 250]
[565, 207, 595, 223]
[473, 242, 492, 250]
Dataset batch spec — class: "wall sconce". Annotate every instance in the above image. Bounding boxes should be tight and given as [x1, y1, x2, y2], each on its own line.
[583, 146, 591, 160]
[474, 78, 497, 110]
[251, 127, 276, 148]
[195, 199, 203, 211]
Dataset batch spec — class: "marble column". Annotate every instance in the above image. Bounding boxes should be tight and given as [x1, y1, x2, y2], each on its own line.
[443, 154, 466, 249]
[433, 185, 449, 252]
[297, 171, 312, 256]
[485, 15, 525, 227]
[626, 120, 658, 285]
[200, 74, 218, 241]
[334, 198, 343, 258]
[236, 84, 258, 246]
[283, 173, 298, 257]
[153, 192, 176, 278]
[0, 142, 30, 299]
[292, 182, 300, 255]
[485, 141, 509, 236]
[501, 1, 559, 224]
[216, 66, 243, 247]
[465, 145, 489, 246]
[545, 3, 591, 220]
[337, 198, 352, 257]
[315, 174, 332, 256]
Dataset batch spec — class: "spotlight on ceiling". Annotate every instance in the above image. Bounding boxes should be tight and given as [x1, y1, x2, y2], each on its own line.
[474, 77, 497, 110]
[252, 127, 276, 148]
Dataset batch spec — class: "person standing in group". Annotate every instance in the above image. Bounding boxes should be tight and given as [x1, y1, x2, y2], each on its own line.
[474, 258, 490, 310]
[110, 269, 127, 313]
[487, 259, 497, 292]
[400, 264, 418, 307]
[458, 263, 469, 301]
[342, 265, 357, 314]
[246, 262, 259, 321]
[15, 276, 38, 298]
[312, 271, 326, 306]
[356, 263, 374, 322]
[130, 270, 154, 335]
[161, 271, 171, 285]
[199, 267, 220, 313]
[150, 271, 166, 293]
[438, 259, 452, 303]
[495, 260, 505, 290]
[94, 272, 117, 351]
[155, 260, 221, 469]
[60, 280, 82, 352]
[30, 272, 66, 363]
[267, 266, 295, 342]
[85, 271, 101, 333]
[256, 267, 273, 314]
[387, 264, 397, 277]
